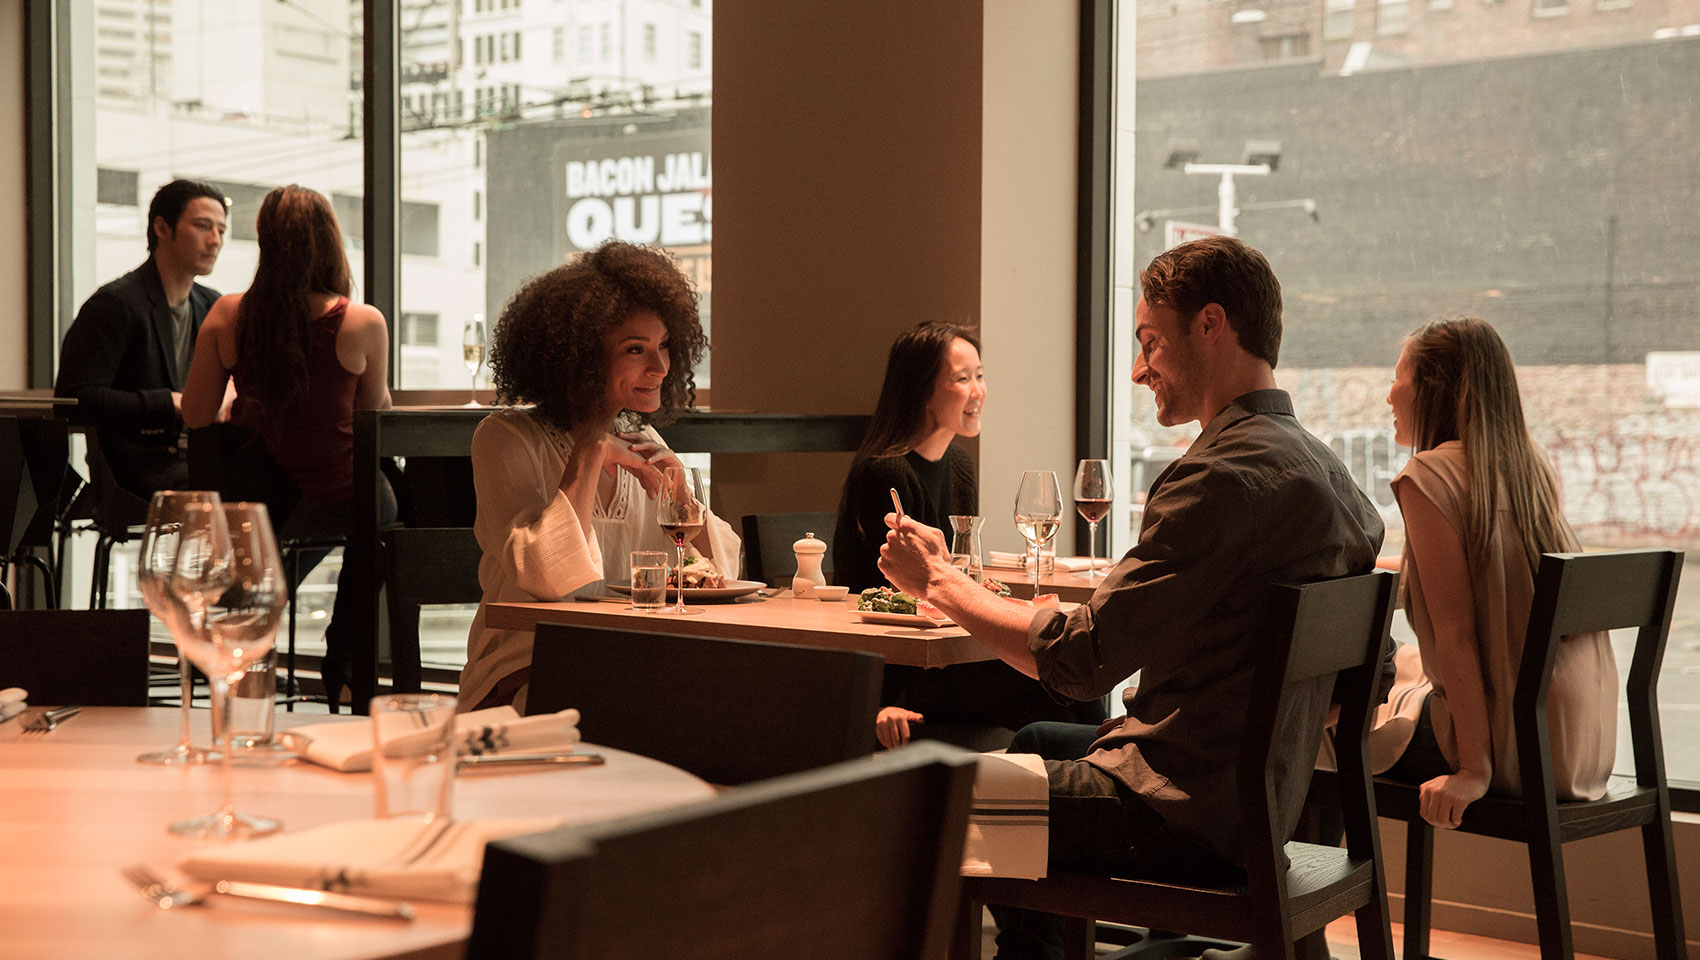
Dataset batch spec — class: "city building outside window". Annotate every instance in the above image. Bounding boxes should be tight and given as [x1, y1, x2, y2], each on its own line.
[1379, 0, 1410, 33]
[1324, 0, 1356, 40]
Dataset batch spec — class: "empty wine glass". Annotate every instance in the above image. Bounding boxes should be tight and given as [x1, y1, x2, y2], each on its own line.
[135, 490, 221, 767]
[1072, 459, 1113, 580]
[655, 465, 706, 616]
[462, 313, 488, 407]
[167, 501, 285, 839]
[1013, 470, 1062, 601]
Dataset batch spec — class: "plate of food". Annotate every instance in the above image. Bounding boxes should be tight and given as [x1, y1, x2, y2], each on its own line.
[853, 587, 954, 627]
[605, 557, 767, 602]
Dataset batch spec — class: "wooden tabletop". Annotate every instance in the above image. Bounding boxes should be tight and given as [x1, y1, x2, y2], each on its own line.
[983, 563, 1111, 605]
[0, 707, 715, 960]
[485, 593, 1001, 668]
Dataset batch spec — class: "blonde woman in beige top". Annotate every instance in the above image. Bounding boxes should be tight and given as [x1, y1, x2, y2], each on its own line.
[1386, 316, 1617, 830]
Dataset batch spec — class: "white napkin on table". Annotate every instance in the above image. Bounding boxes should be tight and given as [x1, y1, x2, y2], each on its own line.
[177, 817, 563, 904]
[0, 688, 27, 723]
[960, 751, 1049, 880]
[282, 706, 582, 773]
[985, 553, 1111, 573]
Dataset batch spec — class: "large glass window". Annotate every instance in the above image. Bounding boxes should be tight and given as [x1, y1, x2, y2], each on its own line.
[1110, 6, 1700, 787]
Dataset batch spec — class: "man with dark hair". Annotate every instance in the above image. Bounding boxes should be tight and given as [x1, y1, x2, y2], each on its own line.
[880, 236, 1384, 960]
[56, 179, 229, 496]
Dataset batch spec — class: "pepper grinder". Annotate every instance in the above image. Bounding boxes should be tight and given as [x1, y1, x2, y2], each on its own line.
[792, 532, 827, 598]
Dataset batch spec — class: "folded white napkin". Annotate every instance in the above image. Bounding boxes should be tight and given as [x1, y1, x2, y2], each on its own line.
[985, 553, 1111, 572]
[282, 707, 582, 772]
[0, 701, 26, 724]
[1052, 557, 1113, 573]
[960, 751, 1049, 880]
[0, 687, 26, 708]
[178, 817, 563, 904]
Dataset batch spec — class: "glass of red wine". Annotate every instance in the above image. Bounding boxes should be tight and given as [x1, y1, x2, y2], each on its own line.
[1072, 459, 1113, 580]
[656, 465, 707, 615]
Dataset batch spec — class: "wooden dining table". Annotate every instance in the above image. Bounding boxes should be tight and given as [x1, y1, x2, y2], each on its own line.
[0, 707, 716, 960]
[486, 592, 999, 668]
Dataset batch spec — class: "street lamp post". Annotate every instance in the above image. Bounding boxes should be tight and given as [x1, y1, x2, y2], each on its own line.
[1179, 162, 1271, 236]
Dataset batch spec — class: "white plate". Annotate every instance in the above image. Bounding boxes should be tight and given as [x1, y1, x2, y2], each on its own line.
[853, 609, 955, 628]
[605, 580, 767, 602]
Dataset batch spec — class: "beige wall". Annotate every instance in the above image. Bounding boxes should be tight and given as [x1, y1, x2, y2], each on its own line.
[0, 3, 26, 390]
[711, 0, 988, 521]
[710, 0, 1082, 554]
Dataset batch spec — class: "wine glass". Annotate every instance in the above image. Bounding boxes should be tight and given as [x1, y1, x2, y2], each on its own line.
[135, 491, 221, 766]
[1013, 470, 1063, 601]
[1072, 459, 1113, 580]
[462, 313, 488, 407]
[655, 465, 707, 616]
[167, 501, 285, 839]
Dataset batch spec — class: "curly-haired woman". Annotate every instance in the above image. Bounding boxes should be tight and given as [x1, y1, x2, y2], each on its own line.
[457, 240, 739, 712]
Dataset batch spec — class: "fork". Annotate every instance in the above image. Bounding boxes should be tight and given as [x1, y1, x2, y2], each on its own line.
[21, 706, 81, 735]
[120, 864, 416, 920]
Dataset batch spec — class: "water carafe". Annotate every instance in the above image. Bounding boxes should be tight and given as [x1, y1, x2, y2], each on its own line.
[947, 515, 985, 580]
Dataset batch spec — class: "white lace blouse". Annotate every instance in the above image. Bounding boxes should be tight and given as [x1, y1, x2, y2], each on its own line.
[457, 408, 741, 712]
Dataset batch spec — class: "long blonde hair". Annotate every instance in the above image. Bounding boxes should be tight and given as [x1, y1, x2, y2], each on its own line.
[1402, 317, 1576, 574]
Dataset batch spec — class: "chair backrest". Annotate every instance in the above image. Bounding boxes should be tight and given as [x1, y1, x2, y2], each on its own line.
[2, 416, 71, 553]
[0, 417, 33, 555]
[186, 423, 303, 523]
[465, 741, 979, 960]
[74, 429, 149, 532]
[740, 512, 837, 585]
[1238, 569, 1399, 935]
[1516, 549, 1684, 793]
[0, 609, 151, 705]
[525, 622, 882, 784]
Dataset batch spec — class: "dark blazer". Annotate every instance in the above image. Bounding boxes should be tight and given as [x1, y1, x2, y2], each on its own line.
[54, 257, 220, 497]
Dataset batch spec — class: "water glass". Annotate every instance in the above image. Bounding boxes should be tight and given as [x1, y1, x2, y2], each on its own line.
[227, 652, 296, 765]
[630, 550, 669, 610]
[371, 693, 458, 821]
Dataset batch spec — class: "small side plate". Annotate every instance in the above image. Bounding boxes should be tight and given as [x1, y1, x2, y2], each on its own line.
[853, 610, 955, 628]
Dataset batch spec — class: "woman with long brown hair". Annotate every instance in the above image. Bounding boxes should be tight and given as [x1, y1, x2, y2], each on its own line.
[1383, 316, 1616, 827]
[181, 184, 394, 707]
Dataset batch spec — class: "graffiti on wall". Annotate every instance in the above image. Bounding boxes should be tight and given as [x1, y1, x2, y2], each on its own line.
[1546, 419, 1700, 546]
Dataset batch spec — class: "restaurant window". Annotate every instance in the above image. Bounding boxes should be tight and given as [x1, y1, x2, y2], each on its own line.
[56, 0, 364, 654]
[1111, 0, 1700, 794]
[1324, 0, 1356, 39]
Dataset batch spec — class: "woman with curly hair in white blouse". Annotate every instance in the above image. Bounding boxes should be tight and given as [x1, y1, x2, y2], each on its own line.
[458, 241, 739, 712]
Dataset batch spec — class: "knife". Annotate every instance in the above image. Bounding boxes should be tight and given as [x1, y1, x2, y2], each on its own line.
[457, 752, 604, 770]
[213, 880, 417, 920]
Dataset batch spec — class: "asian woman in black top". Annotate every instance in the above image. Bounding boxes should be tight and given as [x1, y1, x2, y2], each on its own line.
[833, 322, 1104, 748]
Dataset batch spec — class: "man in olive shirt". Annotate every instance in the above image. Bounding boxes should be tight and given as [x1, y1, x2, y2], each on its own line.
[879, 236, 1384, 960]
[56, 179, 229, 497]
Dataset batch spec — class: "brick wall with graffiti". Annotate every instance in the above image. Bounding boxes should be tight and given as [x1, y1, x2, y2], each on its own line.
[1126, 363, 1700, 553]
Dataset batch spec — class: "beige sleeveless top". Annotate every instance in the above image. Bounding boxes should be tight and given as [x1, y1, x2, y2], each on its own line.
[1394, 441, 1618, 802]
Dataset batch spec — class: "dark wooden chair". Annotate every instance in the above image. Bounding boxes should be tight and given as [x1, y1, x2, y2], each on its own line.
[0, 608, 151, 705]
[740, 511, 836, 586]
[465, 740, 980, 960]
[1, 416, 72, 609]
[952, 569, 1399, 960]
[59, 430, 148, 609]
[1374, 549, 1687, 960]
[381, 525, 481, 694]
[525, 622, 882, 785]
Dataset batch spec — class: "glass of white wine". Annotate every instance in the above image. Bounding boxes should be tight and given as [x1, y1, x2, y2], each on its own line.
[1014, 470, 1063, 601]
[1072, 459, 1113, 580]
[462, 313, 488, 407]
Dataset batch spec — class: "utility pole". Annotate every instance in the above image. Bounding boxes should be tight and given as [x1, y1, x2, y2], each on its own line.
[1179, 162, 1272, 236]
